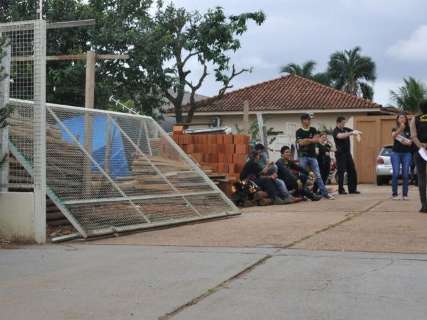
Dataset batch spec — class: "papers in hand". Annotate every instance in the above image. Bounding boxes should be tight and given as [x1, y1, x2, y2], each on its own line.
[396, 134, 412, 145]
[418, 148, 427, 161]
[352, 130, 362, 142]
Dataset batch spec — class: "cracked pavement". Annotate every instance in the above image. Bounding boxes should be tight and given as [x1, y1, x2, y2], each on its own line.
[2, 185, 427, 319]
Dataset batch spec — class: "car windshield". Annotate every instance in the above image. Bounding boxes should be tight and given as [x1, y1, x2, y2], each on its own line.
[381, 147, 393, 156]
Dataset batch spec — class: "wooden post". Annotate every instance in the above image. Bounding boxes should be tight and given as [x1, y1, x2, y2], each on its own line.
[0, 45, 10, 192]
[83, 51, 96, 195]
[256, 113, 267, 146]
[243, 100, 249, 135]
[85, 51, 96, 109]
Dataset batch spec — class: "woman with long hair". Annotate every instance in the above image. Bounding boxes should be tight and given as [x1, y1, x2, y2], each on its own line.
[391, 113, 413, 200]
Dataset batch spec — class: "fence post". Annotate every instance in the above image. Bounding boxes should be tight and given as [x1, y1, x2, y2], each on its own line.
[0, 45, 10, 192]
[243, 100, 249, 135]
[33, 20, 47, 244]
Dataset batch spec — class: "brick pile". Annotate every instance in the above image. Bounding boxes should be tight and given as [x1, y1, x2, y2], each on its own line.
[172, 127, 250, 195]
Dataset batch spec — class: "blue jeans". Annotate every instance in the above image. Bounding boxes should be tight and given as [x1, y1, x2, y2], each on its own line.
[391, 151, 412, 197]
[275, 178, 290, 199]
[299, 157, 328, 196]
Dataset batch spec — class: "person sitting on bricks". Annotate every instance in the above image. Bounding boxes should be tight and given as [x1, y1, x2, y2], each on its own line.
[240, 151, 293, 205]
[276, 146, 322, 201]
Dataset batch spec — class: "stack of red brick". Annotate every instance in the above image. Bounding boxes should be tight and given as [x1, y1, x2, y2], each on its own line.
[172, 129, 250, 182]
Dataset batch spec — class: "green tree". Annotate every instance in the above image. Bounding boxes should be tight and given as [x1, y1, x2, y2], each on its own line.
[137, 3, 265, 123]
[390, 77, 427, 113]
[280, 60, 332, 86]
[1, 0, 163, 116]
[327, 46, 376, 100]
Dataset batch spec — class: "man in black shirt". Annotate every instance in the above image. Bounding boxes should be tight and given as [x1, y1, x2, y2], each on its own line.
[240, 151, 289, 205]
[332, 116, 360, 194]
[410, 100, 427, 213]
[296, 113, 334, 200]
[276, 146, 321, 201]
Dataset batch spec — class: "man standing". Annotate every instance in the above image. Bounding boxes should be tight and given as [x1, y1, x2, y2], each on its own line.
[296, 114, 334, 200]
[410, 100, 427, 213]
[333, 116, 360, 195]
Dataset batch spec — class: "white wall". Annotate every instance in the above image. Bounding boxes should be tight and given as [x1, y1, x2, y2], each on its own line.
[192, 112, 358, 159]
[0, 192, 35, 242]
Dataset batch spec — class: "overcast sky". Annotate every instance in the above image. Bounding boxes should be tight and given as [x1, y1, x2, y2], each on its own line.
[172, 0, 427, 106]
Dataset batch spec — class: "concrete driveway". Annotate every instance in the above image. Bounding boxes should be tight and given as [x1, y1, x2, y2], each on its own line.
[2, 184, 427, 320]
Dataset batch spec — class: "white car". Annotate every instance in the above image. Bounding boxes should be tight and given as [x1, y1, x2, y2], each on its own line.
[376, 145, 416, 186]
[376, 145, 393, 185]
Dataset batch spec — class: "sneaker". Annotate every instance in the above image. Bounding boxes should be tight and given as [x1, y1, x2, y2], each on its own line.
[338, 190, 347, 195]
[324, 194, 335, 200]
[392, 195, 399, 200]
[402, 196, 409, 201]
[419, 207, 427, 213]
[311, 194, 322, 201]
[273, 197, 286, 205]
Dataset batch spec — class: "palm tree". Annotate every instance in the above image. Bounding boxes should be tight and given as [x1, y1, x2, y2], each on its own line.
[327, 46, 376, 100]
[280, 60, 317, 78]
[390, 77, 427, 113]
[280, 61, 332, 86]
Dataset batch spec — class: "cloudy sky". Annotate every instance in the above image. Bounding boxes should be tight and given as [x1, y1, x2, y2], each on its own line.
[172, 0, 427, 106]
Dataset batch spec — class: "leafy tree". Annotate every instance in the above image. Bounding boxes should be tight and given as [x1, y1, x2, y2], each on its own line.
[390, 77, 427, 113]
[137, 3, 265, 123]
[280, 60, 332, 86]
[1, 0, 163, 116]
[327, 46, 376, 100]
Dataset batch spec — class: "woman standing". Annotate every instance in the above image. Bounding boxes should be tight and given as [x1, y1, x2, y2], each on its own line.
[391, 113, 413, 200]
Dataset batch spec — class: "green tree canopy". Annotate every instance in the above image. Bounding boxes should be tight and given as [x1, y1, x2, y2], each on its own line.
[390, 77, 427, 113]
[137, 3, 265, 123]
[327, 46, 376, 100]
[280, 60, 332, 86]
[1, 1, 265, 121]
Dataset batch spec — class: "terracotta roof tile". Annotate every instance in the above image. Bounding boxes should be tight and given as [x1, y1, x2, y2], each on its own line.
[191, 74, 382, 113]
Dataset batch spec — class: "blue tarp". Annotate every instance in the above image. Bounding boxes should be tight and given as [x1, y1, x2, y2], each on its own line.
[59, 115, 129, 177]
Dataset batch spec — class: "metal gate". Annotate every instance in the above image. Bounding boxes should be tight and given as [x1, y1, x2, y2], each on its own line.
[1, 19, 239, 240]
[8, 99, 240, 238]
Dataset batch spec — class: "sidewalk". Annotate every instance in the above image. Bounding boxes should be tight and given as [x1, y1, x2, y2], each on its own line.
[95, 185, 427, 253]
[2, 184, 427, 320]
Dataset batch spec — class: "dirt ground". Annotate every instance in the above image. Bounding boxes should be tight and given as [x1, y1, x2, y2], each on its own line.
[93, 185, 427, 253]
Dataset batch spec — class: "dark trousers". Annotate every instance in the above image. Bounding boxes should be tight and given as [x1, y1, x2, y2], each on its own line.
[336, 152, 358, 193]
[313, 158, 330, 193]
[255, 177, 279, 200]
[415, 153, 427, 207]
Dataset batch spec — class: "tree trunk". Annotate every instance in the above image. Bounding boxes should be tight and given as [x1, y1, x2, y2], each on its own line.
[174, 105, 183, 123]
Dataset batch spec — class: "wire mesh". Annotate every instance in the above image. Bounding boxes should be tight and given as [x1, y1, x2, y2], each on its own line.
[2, 21, 238, 239]
[44, 104, 239, 236]
[1, 22, 36, 189]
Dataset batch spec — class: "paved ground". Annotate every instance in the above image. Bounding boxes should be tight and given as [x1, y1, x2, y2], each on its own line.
[95, 185, 427, 253]
[2, 184, 427, 319]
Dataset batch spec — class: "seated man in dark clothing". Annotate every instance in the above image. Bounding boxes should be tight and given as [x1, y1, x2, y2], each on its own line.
[276, 146, 321, 201]
[240, 151, 289, 205]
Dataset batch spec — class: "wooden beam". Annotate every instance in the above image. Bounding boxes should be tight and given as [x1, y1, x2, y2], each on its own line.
[12, 53, 129, 62]
[83, 51, 96, 195]
[47, 19, 96, 30]
[0, 19, 96, 32]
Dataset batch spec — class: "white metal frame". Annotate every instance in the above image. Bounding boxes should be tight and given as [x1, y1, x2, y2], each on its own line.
[0, 20, 47, 243]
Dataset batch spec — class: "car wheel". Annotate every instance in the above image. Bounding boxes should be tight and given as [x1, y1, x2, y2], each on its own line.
[377, 176, 384, 186]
